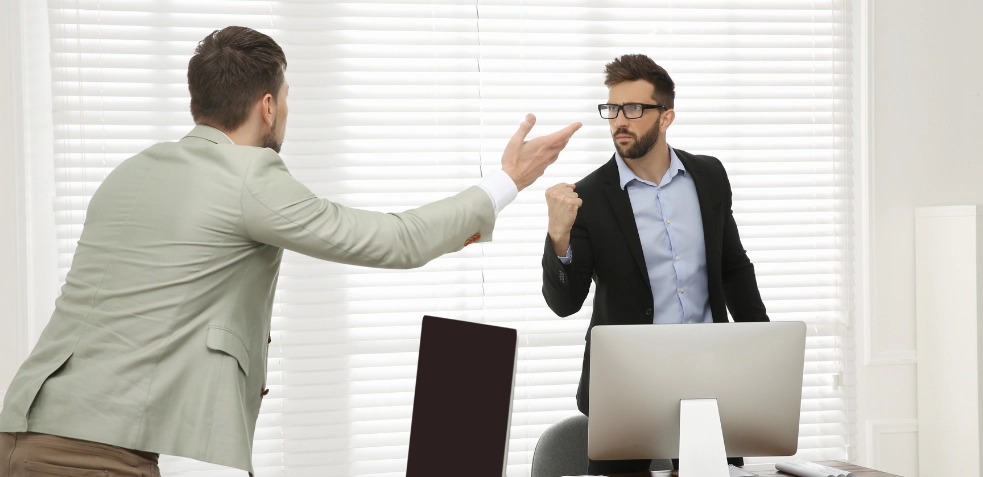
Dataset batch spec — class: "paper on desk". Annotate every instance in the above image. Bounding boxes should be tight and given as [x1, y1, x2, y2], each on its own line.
[728, 464, 757, 476]
[794, 461, 855, 477]
[775, 462, 830, 477]
[775, 460, 854, 477]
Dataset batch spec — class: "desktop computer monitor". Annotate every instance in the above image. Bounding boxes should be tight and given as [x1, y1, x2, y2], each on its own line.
[588, 321, 806, 476]
[406, 316, 518, 477]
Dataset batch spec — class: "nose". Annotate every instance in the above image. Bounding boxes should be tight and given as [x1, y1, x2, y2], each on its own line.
[611, 111, 631, 130]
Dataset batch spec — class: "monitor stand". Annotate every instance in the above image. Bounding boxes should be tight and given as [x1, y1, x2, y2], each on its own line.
[678, 399, 729, 477]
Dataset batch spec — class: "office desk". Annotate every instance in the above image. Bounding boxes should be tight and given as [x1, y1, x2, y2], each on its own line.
[577, 460, 902, 477]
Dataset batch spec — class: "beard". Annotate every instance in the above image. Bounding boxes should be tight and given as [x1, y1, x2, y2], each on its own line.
[613, 122, 660, 160]
[261, 118, 283, 153]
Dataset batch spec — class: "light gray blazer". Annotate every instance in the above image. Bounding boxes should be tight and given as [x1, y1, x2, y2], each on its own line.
[0, 125, 496, 472]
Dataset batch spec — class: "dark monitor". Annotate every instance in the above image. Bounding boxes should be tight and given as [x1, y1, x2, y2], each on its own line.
[406, 315, 517, 477]
[588, 322, 807, 477]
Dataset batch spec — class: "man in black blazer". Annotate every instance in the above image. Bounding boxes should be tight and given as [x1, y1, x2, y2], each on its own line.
[541, 54, 769, 473]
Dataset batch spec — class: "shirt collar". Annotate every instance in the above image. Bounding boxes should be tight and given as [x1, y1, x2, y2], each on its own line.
[182, 124, 235, 145]
[218, 130, 236, 145]
[615, 145, 686, 190]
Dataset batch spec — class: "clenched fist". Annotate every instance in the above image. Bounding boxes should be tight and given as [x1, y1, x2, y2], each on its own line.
[545, 183, 582, 256]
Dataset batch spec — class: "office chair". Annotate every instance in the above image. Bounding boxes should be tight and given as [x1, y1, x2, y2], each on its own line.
[530, 414, 672, 477]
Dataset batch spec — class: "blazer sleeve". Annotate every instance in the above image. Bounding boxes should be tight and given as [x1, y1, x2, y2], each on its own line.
[240, 148, 496, 269]
[715, 159, 769, 322]
[541, 216, 594, 317]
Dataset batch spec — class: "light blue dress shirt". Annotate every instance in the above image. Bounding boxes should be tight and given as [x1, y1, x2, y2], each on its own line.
[560, 147, 712, 324]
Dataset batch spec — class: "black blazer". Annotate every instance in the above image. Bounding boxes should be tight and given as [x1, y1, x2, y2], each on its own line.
[541, 148, 769, 416]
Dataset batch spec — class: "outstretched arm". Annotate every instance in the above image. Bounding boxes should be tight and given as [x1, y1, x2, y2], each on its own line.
[242, 115, 582, 269]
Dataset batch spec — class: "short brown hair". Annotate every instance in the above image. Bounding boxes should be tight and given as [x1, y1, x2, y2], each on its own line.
[188, 26, 287, 131]
[604, 54, 675, 110]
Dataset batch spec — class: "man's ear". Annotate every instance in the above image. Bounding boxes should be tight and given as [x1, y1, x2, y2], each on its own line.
[261, 93, 275, 127]
[660, 109, 675, 131]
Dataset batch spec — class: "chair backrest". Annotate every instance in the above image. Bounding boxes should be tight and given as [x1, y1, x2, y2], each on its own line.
[530, 414, 672, 477]
[530, 415, 590, 477]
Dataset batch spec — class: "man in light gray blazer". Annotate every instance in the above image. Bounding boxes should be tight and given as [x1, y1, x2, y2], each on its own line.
[0, 26, 581, 476]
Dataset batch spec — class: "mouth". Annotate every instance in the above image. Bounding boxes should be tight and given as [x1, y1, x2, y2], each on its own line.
[613, 130, 635, 141]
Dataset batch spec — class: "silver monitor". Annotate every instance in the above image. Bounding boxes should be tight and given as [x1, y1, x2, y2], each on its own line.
[588, 321, 806, 476]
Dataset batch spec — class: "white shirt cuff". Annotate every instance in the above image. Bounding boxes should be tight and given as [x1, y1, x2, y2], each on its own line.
[558, 245, 572, 264]
[477, 169, 519, 217]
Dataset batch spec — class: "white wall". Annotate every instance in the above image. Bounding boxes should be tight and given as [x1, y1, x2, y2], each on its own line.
[858, 0, 983, 475]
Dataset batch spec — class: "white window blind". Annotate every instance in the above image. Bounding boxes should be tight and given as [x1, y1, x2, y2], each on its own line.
[44, 1, 855, 476]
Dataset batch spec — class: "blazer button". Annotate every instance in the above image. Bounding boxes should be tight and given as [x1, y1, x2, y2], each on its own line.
[645, 308, 653, 316]
[261, 388, 270, 398]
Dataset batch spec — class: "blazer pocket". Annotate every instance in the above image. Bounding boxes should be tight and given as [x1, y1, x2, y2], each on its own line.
[24, 461, 108, 477]
[206, 326, 250, 376]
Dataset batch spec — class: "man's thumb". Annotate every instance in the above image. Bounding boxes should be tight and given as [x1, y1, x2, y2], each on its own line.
[507, 113, 537, 148]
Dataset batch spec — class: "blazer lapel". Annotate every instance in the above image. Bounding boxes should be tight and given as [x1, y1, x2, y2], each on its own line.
[676, 150, 725, 322]
[675, 151, 717, 245]
[599, 156, 652, 290]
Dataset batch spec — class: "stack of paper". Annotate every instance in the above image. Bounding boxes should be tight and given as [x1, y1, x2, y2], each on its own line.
[774, 460, 855, 477]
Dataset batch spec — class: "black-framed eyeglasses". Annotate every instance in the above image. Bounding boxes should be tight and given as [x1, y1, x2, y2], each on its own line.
[598, 103, 667, 119]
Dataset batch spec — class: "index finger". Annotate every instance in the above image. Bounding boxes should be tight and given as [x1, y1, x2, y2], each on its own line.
[542, 122, 583, 150]
[548, 122, 583, 142]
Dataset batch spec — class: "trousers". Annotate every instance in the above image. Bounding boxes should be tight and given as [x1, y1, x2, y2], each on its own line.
[0, 432, 160, 477]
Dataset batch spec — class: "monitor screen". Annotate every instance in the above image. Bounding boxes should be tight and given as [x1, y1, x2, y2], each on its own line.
[587, 321, 806, 461]
[406, 315, 517, 477]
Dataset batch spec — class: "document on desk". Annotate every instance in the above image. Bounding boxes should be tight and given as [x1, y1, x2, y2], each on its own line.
[775, 460, 855, 477]
[728, 464, 757, 476]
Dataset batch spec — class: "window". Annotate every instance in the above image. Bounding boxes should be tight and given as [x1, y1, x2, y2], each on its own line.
[41, 1, 855, 475]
